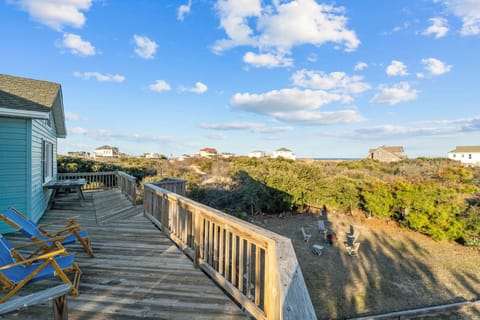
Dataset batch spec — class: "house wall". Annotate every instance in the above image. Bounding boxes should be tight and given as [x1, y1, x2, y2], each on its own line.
[448, 152, 480, 165]
[30, 115, 58, 223]
[0, 117, 29, 233]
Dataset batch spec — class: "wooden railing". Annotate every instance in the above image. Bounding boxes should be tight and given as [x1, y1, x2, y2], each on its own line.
[117, 171, 137, 204]
[57, 172, 117, 190]
[143, 183, 316, 320]
[152, 177, 186, 196]
[58, 171, 137, 205]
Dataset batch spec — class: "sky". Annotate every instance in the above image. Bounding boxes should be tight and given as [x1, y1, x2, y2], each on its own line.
[1, 0, 480, 159]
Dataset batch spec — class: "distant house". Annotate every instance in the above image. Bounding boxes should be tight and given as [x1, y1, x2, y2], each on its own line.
[143, 152, 166, 159]
[448, 146, 480, 165]
[249, 150, 267, 158]
[178, 154, 191, 161]
[368, 145, 407, 162]
[0, 74, 67, 233]
[196, 148, 218, 158]
[221, 152, 235, 159]
[68, 151, 90, 158]
[272, 147, 296, 160]
[94, 145, 119, 159]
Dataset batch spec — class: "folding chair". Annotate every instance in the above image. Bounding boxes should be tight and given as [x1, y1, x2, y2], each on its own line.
[0, 207, 94, 258]
[0, 235, 81, 303]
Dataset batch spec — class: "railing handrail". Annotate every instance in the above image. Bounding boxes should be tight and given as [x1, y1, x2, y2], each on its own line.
[143, 183, 316, 320]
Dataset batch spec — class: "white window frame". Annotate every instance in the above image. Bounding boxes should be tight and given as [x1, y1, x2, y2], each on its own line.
[42, 140, 54, 183]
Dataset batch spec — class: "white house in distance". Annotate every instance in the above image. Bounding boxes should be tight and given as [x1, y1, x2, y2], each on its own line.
[196, 148, 218, 158]
[272, 147, 296, 160]
[94, 145, 120, 159]
[249, 150, 267, 158]
[448, 146, 480, 165]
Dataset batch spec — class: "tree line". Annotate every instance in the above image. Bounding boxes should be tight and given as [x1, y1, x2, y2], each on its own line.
[58, 155, 480, 248]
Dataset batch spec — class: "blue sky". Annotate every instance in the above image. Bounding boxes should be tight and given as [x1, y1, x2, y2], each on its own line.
[1, 0, 480, 158]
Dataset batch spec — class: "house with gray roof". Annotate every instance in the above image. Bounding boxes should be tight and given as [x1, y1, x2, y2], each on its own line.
[272, 147, 296, 160]
[0, 74, 66, 233]
[368, 145, 407, 162]
[448, 146, 480, 165]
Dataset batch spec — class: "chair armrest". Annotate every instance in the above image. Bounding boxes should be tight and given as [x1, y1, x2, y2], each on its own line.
[0, 247, 66, 270]
[13, 237, 67, 250]
[39, 216, 80, 228]
[39, 224, 80, 237]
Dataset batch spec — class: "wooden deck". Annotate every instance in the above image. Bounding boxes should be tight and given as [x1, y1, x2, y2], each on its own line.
[2, 189, 248, 319]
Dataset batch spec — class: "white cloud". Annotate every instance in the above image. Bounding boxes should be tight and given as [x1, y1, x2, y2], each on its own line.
[200, 122, 293, 133]
[271, 110, 365, 125]
[69, 126, 87, 135]
[69, 127, 172, 144]
[354, 116, 480, 138]
[386, 60, 409, 76]
[354, 62, 368, 71]
[370, 82, 418, 105]
[148, 80, 171, 92]
[9, 0, 92, 31]
[181, 82, 208, 94]
[423, 17, 449, 38]
[243, 51, 293, 68]
[213, 0, 359, 53]
[292, 69, 371, 94]
[230, 88, 363, 125]
[73, 71, 125, 82]
[422, 57, 452, 75]
[59, 33, 95, 56]
[231, 88, 343, 114]
[177, 0, 192, 21]
[65, 112, 84, 121]
[133, 35, 158, 59]
[441, 0, 480, 35]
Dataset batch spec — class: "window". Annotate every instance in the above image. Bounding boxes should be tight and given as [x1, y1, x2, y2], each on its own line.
[42, 140, 54, 183]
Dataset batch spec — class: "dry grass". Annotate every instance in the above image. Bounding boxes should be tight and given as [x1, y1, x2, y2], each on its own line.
[256, 212, 480, 319]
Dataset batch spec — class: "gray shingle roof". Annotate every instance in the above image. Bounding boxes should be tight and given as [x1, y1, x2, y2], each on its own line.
[0, 74, 60, 112]
[0, 74, 66, 138]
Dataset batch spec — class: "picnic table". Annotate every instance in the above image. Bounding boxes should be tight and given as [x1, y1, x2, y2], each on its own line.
[44, 179, 86, 209]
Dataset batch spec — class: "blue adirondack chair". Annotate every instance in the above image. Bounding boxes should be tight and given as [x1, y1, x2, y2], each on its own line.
[0, 234, 81, 303]
[0, 207, 94, 258]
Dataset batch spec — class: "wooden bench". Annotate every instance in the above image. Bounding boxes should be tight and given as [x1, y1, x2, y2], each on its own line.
[0, 284, 71, 319]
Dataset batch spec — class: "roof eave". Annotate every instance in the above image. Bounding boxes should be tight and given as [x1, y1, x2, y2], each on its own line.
[0, 107, 49, 119]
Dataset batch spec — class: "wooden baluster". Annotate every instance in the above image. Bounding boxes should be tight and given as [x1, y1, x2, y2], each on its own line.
[255, 245, 261, 306]
[219, 227, 224, 275]
[238, 237, 244, 291]
[225, 230, 230, 281]
[231, 235, 237, 286]
[208, 221, 214, 265]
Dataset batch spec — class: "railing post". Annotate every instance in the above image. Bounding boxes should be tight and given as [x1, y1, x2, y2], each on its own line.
[265, 241, 281, 320]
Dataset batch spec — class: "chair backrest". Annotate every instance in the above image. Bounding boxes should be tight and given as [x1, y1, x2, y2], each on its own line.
[2, 208, 41, 238]
[0, 235, 16, 266]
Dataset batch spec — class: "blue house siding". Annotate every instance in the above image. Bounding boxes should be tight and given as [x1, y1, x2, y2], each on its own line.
[0, 74, 67, 233]
[0, 117, 29, 233]
[30, 116, 58, 223]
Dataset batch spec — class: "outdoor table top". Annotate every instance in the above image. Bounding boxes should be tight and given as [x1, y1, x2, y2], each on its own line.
[43, 179, 86, 188]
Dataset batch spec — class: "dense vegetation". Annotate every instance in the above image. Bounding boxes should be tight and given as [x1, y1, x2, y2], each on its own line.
[58, 155, 480, 248]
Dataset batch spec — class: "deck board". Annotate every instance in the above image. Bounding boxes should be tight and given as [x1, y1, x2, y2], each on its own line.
[1, 189, 248, 319]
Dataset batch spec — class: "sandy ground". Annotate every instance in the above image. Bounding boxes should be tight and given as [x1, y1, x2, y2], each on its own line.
[255, 211, 480, 320]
